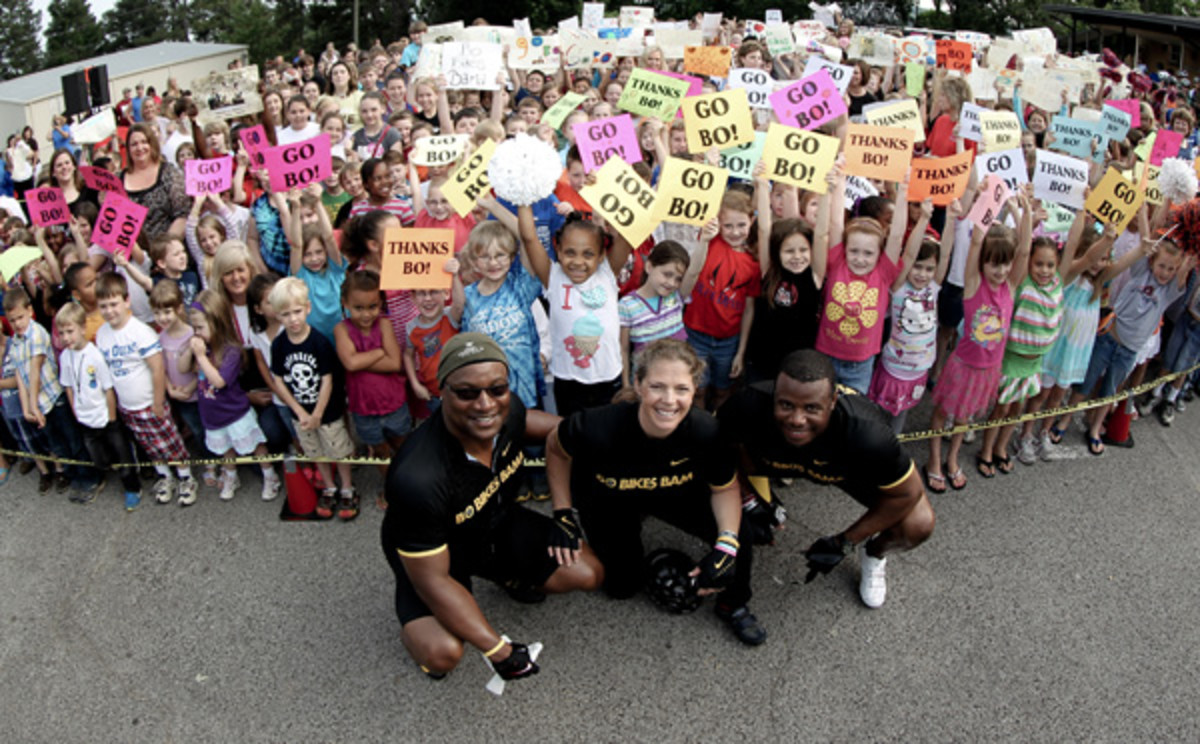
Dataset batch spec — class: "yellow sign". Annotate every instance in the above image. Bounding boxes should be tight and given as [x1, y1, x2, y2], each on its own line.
[442, 138, 497, 218]
[410, 134, 469, 167]
[762, 123, 840, 193]
[1133, 163, 1162, 206]
[863, 99, 925, 144]
[652, 158, 727, 226]
[680, 88, 756, 154]
[842, 123, 914, 183]
[980, 110, 1022, 153]
[380, 228, 455, 290]
[683, 45, 733, 78]
[1085, 167, 1144, 234]
[579, 158, 659, 247]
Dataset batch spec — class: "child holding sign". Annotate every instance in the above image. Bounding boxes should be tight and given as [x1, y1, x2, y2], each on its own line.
[868, 199, 947, 435]
[814, 170, 910, 394]
[926, 192, 1033, 491]
[287, 186, 347, 341]
[522, 209, 633, 418]
[683, 189, 763, 411]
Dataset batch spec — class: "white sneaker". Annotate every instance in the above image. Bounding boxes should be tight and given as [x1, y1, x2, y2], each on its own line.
[219, 471, 240, 501]
[1016, 435, 1038, 465]
[858, 544, 887, 609]
[1038, 432, 1055, 462]
[260, 469, 281, 501]
[153, 476, 176, 504]
[177, 477, 198, 507]
[963, 427, 977, 444]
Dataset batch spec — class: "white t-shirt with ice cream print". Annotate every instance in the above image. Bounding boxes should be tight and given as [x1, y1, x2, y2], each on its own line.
[546, 261, 622, 383]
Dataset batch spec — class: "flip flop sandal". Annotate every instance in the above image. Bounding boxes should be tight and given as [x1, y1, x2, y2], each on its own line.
[976, 456, 996, 478]
[995, 455, 1014, 475]
[1047, 425, 1066, 445]
[947, 467, 967, 490]
[1087, 436, 1105, 456]
[924, 466, 947, 494]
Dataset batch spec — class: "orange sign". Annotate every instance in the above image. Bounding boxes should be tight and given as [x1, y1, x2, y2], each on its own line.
[380, 227, 455, 290]
[908, 149, 974, 206]
[842, 123, 915, 182]
[936, 39, 973, 72]
[683, 45, 733, 78]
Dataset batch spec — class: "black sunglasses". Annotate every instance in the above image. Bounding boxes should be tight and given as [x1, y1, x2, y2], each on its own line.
[448, 383, 509, 401]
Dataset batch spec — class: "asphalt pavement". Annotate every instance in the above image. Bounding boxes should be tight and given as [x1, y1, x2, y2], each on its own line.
[2, 400, 1199, 743]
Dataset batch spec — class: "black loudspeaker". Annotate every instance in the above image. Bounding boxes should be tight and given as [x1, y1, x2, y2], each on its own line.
[62, 70, 90, 117]
[87, 65, 110, 107]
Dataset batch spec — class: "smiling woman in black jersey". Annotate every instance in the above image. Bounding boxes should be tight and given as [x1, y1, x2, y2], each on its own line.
[545, 339, 767, 646]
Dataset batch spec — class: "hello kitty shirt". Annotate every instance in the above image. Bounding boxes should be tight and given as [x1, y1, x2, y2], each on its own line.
[879, 280, 941, 380]
[547, 260, 622, 383]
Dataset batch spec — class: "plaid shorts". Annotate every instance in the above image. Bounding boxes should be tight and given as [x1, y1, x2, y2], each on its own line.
[120, 406, 189, 464]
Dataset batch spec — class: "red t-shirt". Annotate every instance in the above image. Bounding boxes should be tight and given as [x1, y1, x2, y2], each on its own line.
[414, 210, 476, 254]
[555, 178, 592, 217]
[926, 114, 978, 158]
[683, 235, 761, 339]
[617, 237, 656, 296]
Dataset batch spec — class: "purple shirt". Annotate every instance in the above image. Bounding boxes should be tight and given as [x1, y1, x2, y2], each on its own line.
[197, 345, 250, 428]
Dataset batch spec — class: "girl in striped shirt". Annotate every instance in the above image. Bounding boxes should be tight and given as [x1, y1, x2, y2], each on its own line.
[978, 235, 1076, 472]
[617, 225, 714, 389]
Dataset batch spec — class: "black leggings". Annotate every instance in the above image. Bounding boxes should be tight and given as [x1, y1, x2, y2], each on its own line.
[576, 492, 755, 609]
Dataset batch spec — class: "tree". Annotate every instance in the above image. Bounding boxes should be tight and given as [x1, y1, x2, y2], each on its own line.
[0, 0, 43, 79]
[188, 0, 291, 66]
[102, 0, 172, 53]
[44, 0, 105, 69]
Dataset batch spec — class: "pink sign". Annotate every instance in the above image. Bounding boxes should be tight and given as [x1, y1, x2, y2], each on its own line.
[185, 156, 234, 196]
[572, 114, 643, 172]
[769, 69, 847, 131]
[26, 187, 71, 226]
[658, 70, 703, 120]
[92, 193, 148, 259]
[263, 135, 332, 193]
[1104, 98, 1141, 128]
[1149, 129, 1183, 166]
[967, 174, 1011, 232]
[239, 124, 270, 169]
[80, 165, 125, 196]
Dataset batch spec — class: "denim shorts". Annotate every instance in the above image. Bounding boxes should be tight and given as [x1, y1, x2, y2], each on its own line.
[686, 328, 739, 390]
[1076, 333, 1138, 399]
[832, 355, 876, 395]
[353, 404, 412, 446]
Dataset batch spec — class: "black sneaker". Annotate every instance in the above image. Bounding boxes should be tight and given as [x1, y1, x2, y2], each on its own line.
[55, 472, 71, 492]
[715, 604, 768, 646]
[38, 472, 54, 493]
[18, 459, 36, 476]
[501, 580, 546, 604]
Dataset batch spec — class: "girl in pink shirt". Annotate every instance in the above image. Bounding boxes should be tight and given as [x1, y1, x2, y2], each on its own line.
[925, 189, 1033, 492]
[814, 171, 910, 393]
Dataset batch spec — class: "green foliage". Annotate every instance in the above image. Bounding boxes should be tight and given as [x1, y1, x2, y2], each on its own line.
[0, 0, 43, 79]
[102, 0, 172, 53]
[44, 0, 105, 69]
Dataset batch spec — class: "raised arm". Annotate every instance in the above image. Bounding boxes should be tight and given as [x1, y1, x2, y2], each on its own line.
[934, 199, 960, 286]
[893, 197, 932, 291]
[680, 219, 718, 299]
[518, 204, 550, 286]
[1008, 186, 1034, 290]
[884, 177, 911, 264]
[753, 160, 772, 270]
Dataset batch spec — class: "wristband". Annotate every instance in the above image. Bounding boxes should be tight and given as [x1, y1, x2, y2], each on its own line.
[483, 638, 507, 658]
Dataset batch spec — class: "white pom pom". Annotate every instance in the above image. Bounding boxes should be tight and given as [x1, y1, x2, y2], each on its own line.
[486, 133, 563, 207]
[1159, 157, 1198, 204]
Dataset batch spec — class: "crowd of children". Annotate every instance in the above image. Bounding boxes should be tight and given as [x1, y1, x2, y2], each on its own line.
[3, 12, 1200, 512]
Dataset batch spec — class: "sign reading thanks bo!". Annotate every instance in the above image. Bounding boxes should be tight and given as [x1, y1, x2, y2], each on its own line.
[579, 157, 658, 247]
[1033, 149, 1089, 211]
[26, 187, 71, 226]
[842, 123, 914, 182]
[680, 89, 755, 154]
[92, 193, 148, 259]
[1085, 167, 1144, 234]
[618, 69, 692, 120]
[573, 114, 642, 172]
[762, 123, 839, 193]
[380, 227, 455, 290]
[264, 134, 332, 192]
[443, 138, 497, 217]
[769, 69, 847, 131]
[908, 149, 974, 206]
[653, 158, 726, 226]
[185, 156, 234, 196]
[980, 111, 1021, 153]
